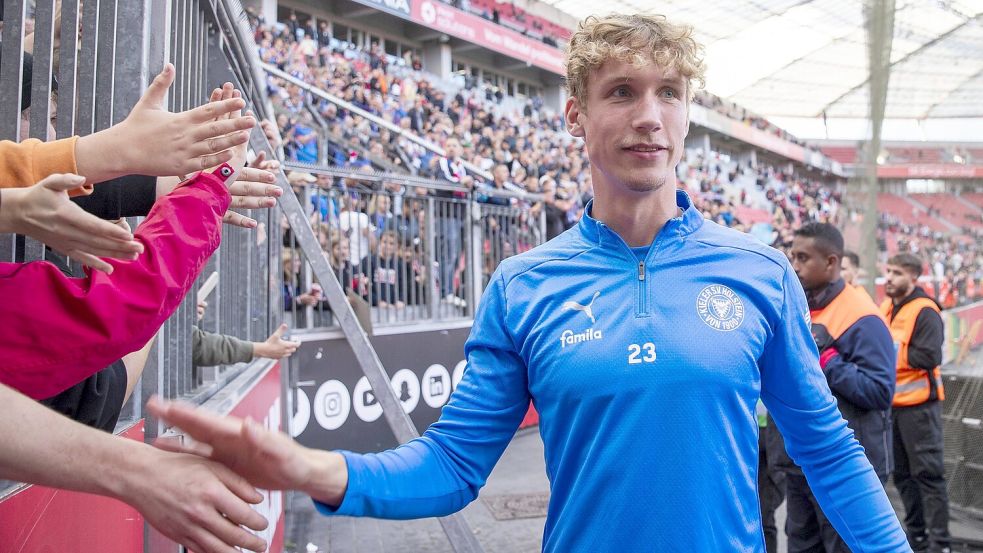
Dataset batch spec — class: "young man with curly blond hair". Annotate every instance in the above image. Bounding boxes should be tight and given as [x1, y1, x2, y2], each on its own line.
[149, 14, 909, 551]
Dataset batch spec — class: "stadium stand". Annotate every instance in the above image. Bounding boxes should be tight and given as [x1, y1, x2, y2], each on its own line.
[3, 0, 983, 551]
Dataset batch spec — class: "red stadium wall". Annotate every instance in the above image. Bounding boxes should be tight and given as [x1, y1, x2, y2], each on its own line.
[0, 423, 145, 552]
[0, 363, 285, 553]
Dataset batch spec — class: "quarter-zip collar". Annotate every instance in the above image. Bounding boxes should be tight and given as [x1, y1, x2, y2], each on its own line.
[578, 189, 704, 249]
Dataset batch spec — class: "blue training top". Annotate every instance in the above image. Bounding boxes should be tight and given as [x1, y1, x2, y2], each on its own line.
[316, 190, 909, 552]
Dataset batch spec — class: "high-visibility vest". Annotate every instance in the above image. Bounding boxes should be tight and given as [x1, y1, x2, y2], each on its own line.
[852, 283, 874, 302]
[812, 284, 884, 343]
[880, 297, 945, 407]
[968, 278, 976, 302]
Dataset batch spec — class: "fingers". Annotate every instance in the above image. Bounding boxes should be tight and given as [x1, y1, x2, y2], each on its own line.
[230, 91, 243, 121]
[232, 196, 276, 210]
[230, 167, 279, 192]
[272, 323, 287, 339]
[212, 464, 267, 511]
[152, 437, 215, 458]
[190, 117, 256, 143]
[147, 397, 245, 444]
[222, 210, 258, 229]
[64, 250, 115, 274]
[65, 241, 140, 260]
[39, 172, 88, 192]
[186, 97, 247, 124]
[258, 157, 281, 172]
[68, 210, 144, 253]
[187, 130, 251, 159]
[251, 150, 266, 167]
[189, 523, 265, 553]
[195, 149, 236, 172]
[138, 63, 175, 110]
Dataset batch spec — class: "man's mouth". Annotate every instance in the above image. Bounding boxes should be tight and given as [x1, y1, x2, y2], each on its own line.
[623, 143, 668, 153]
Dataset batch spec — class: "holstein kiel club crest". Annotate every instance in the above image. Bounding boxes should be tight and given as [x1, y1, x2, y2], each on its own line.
[697, 284, 745, 332]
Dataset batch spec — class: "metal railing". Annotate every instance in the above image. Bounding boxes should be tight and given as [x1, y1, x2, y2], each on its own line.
[0, 0, 282, 425]
[281, 162, 545, 332]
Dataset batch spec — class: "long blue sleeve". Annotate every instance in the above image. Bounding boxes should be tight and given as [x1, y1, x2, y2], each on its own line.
[760, 267, 908, 552]
[315, 269, 529, 518]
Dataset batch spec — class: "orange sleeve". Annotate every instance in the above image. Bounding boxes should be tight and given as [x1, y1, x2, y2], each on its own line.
[0, 137, 92, 196]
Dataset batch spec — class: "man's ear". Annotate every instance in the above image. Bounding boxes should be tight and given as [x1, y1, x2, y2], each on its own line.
[565, 97, 585, 138]
[683, 95, 691, 139]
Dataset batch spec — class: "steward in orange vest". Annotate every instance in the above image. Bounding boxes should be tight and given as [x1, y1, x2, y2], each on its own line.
[881, 253, 951, 551]
[777, 223, 897, 553]
[880, 296, 945, 407]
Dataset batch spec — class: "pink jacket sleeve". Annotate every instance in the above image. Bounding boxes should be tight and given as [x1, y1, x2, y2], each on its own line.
[0, 169, 232, 399]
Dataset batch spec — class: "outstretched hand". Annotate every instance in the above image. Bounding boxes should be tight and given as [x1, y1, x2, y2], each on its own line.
[146, 396, 348, 506]
[224, 150, 282, 229]
[76, 64, 255, 183]
[254, 324, 301, 360]
[0, 173, 144, 273]
[129, 448, 270, 553]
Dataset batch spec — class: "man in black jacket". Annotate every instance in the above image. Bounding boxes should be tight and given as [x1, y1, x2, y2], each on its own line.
[778, 223, 897, 553]
[881, 253, 950, 553]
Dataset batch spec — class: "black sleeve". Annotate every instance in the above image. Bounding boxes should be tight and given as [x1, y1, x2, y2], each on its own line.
[71, 175, 158, 219]
[908, 307, 944, 370]
[39, 360, 128, 432]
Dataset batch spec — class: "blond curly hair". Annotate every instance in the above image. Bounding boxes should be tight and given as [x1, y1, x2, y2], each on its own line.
[565, 14, 706, 103]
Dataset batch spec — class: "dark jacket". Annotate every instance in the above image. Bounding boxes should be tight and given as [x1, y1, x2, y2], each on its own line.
[360, 254, 409, 306]
[774, 279, 897, 479]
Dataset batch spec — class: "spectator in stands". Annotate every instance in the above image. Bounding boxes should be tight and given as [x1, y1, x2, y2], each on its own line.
[328, 234, 373, 333]
[360, 230, 408, 309]
[149, 13, 907, 552]
[286, 112, 319, 163]
[368, 193, 396, 238]
[539, 178, 570, 241]
[338, 193, 376, 264]
[881, 253, 951, 553]
[434, 137, 472, 308]
[780, 223, 895, 553]
[194, 299, 300, 369]
[282, 249, 322, 312]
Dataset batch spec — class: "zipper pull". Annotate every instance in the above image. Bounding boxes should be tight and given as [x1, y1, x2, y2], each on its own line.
[638, 261, 645, 281]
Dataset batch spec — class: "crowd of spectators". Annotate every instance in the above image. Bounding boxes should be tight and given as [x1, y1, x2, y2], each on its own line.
[878, 214, 983, 308]
[445, 0, 572, 47]
[254, 11, 983, 314]
[4, 5, 983, 552]
[693, 92, 825, 157]
[254, 14, 597, 315]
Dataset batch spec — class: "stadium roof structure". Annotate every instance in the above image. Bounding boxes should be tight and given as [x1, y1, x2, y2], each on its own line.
[539, 0, 983, 124]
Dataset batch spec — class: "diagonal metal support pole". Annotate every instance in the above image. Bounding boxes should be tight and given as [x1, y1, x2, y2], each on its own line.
[254, 134, 486, 553]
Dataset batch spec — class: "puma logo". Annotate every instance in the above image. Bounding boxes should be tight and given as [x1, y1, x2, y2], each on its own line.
[563, 291, 601, 324]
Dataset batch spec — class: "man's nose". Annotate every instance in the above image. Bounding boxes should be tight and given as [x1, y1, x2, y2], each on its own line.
[631, 94, 665, 135]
